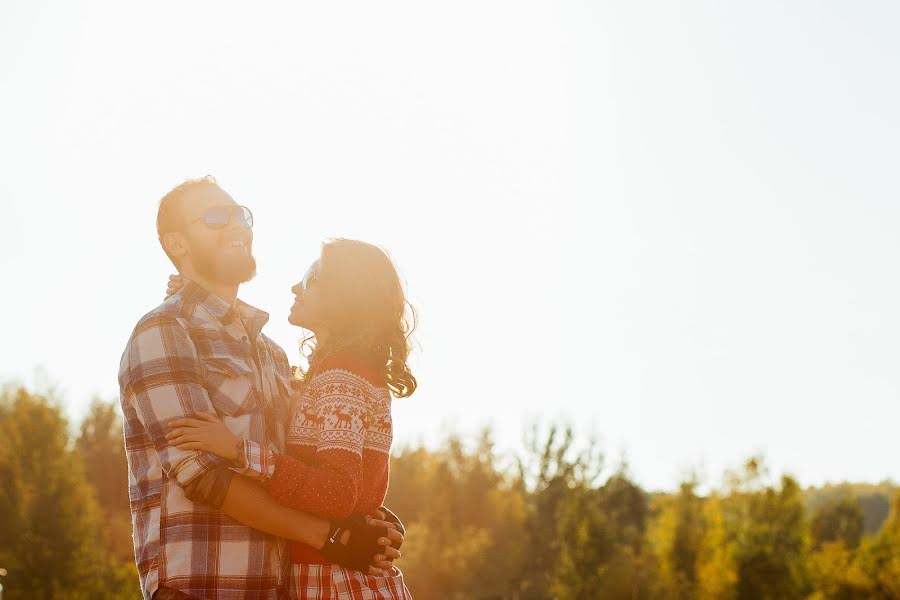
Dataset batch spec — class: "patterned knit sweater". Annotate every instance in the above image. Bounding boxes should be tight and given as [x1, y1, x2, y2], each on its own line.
[235, 350, 394, 565]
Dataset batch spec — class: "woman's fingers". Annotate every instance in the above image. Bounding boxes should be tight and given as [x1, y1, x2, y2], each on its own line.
[167, 434, 201, 446]
[166, 275, 184, 298]
[366, 566, 385, 577]
[368, 519, 397, 532]
[377, 533, 401, 553]
[194, 412, 220, 423]
[166, 429, 204, 443]
[366, 520, 403, 548]
[169, 418, 204, 429]
[370, 509, 386, 521]
[382, 547, 401, 561]
[175, 442, 205, 451]
[166, 427, 203, 439]
[385, 527, 404, 545]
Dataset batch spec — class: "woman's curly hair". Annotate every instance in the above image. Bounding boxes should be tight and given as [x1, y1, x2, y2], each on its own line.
[296, 239, 417, 398]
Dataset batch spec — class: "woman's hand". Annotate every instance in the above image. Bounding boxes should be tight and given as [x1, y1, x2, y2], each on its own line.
[165, 274, 185, 299]
[166, 412, 240, 460]
[367, 511, 403, 575]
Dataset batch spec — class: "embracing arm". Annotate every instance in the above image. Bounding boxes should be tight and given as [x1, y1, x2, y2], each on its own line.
[221, 475, 329, 547]
[220, 475, 402, 573]
[170, 366, 373, 519]
[161, 426, 403, 569]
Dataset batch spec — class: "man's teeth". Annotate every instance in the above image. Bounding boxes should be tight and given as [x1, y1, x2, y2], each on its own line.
[227, 241, 245, 248]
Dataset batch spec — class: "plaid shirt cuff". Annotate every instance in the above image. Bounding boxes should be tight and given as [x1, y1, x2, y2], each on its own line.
[231, 439, 276, 482]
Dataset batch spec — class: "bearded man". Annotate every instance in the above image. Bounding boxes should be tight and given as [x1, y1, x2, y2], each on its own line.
[118, 177, 401, 600]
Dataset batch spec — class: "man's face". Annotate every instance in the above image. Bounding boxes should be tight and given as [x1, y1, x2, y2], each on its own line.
[178, 184, 256, 285]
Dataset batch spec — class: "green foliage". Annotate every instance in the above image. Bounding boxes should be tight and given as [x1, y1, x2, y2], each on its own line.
[385, 430, 529, 599]
[851, 492, 900, 599]
[811, 495, 864, 550]
[0, 387, 138, 599]
[75, 400, 134, 564]
[2, 383, 900, 599]
[648, 481, 704, 599]
[805, 482, 896, 536]
[725, 459, 811, 600]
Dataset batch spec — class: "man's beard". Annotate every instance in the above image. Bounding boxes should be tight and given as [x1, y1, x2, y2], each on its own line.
[192, 244, 257, 285]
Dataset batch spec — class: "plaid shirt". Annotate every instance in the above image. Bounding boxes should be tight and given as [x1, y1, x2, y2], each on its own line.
[119, 280, 293, 600]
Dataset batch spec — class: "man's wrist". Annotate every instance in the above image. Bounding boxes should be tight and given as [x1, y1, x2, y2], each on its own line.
[307, 519, 332, 550]
[232, 438, 245, 464]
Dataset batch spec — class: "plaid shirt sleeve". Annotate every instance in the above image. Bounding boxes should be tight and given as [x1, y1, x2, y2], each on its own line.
[232, 438, 276, 482]
[120, 314, 229, 490]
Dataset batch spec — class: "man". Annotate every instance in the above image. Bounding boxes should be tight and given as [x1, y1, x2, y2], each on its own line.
[119, 176, 400, 600]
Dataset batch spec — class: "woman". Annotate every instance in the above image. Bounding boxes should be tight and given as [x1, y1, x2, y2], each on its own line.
[165, 238, 416, 599]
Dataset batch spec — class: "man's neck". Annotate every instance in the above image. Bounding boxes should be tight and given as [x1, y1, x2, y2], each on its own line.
[181, 269, 239, 306]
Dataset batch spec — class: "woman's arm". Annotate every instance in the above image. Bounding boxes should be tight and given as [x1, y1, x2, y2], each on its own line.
[167, 367, 373, 519]
[167, 407, 364, 519]
[264, 367, 373, 519]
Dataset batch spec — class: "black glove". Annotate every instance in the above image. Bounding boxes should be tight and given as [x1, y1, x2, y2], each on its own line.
[378, 505, 405, 550]
[319, 514, 389, 572]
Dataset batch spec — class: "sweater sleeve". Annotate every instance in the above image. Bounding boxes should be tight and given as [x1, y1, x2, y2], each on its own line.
[263, 364, 373, 519]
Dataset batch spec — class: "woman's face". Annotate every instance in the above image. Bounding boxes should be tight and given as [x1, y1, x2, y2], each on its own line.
[289, 260, 323, 331]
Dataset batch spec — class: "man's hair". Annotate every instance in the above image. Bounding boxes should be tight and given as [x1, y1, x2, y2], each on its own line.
[156, 175, 218, 265]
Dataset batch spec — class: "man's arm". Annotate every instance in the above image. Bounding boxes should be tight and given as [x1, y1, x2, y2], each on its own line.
[120, 315, 402, 568]
[220, 475, 402, 572]
[221, 475, 328, 545]
[120, 314, 230, 503]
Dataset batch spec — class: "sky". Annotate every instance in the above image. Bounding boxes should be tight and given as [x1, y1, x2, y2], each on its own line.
[1, 1, 898, 492]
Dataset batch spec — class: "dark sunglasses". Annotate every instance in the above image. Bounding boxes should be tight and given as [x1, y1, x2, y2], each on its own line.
[299, 260, 320, 293]
[186, 205, 254, 230]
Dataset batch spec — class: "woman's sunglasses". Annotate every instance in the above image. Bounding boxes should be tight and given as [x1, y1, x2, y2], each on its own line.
[187, 205, 254, 230]
[299, 260, 320, 293]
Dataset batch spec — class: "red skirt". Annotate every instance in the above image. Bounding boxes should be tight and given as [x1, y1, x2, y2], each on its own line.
[289, 563, 412, 600]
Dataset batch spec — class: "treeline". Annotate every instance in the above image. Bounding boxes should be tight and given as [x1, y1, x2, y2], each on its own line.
[1, 385, 899, 599]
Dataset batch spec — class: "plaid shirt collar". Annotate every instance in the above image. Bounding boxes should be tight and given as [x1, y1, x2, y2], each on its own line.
[178, 278, 270, 340]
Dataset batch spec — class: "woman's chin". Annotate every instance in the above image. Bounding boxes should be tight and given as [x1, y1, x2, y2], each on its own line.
[288, 311, 314, 330]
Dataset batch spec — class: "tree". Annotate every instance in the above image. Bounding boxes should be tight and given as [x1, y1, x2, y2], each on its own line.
[853, 491, 900, 599]
[0, 386, 136, 600]
[385, 430, 529, 599]
[75, 399, 134, 564]
[811, 495, 864, 550]
[648, 480, 705, 599]
[514, 422, 604, 600]
[552, 473, 656, 600]
[721, 458, 811, 600]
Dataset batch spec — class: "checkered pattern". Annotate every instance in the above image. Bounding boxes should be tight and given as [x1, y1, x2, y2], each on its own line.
[289, 564, 412, 600]
[233, 436, 276, 482]
[119, 280, 293, 600]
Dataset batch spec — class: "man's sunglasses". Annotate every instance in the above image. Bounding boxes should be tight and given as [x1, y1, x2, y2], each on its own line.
[186, 205, 254, 230]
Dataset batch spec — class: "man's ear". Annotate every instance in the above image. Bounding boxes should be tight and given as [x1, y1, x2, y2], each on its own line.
[163, 231, 188, 261]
